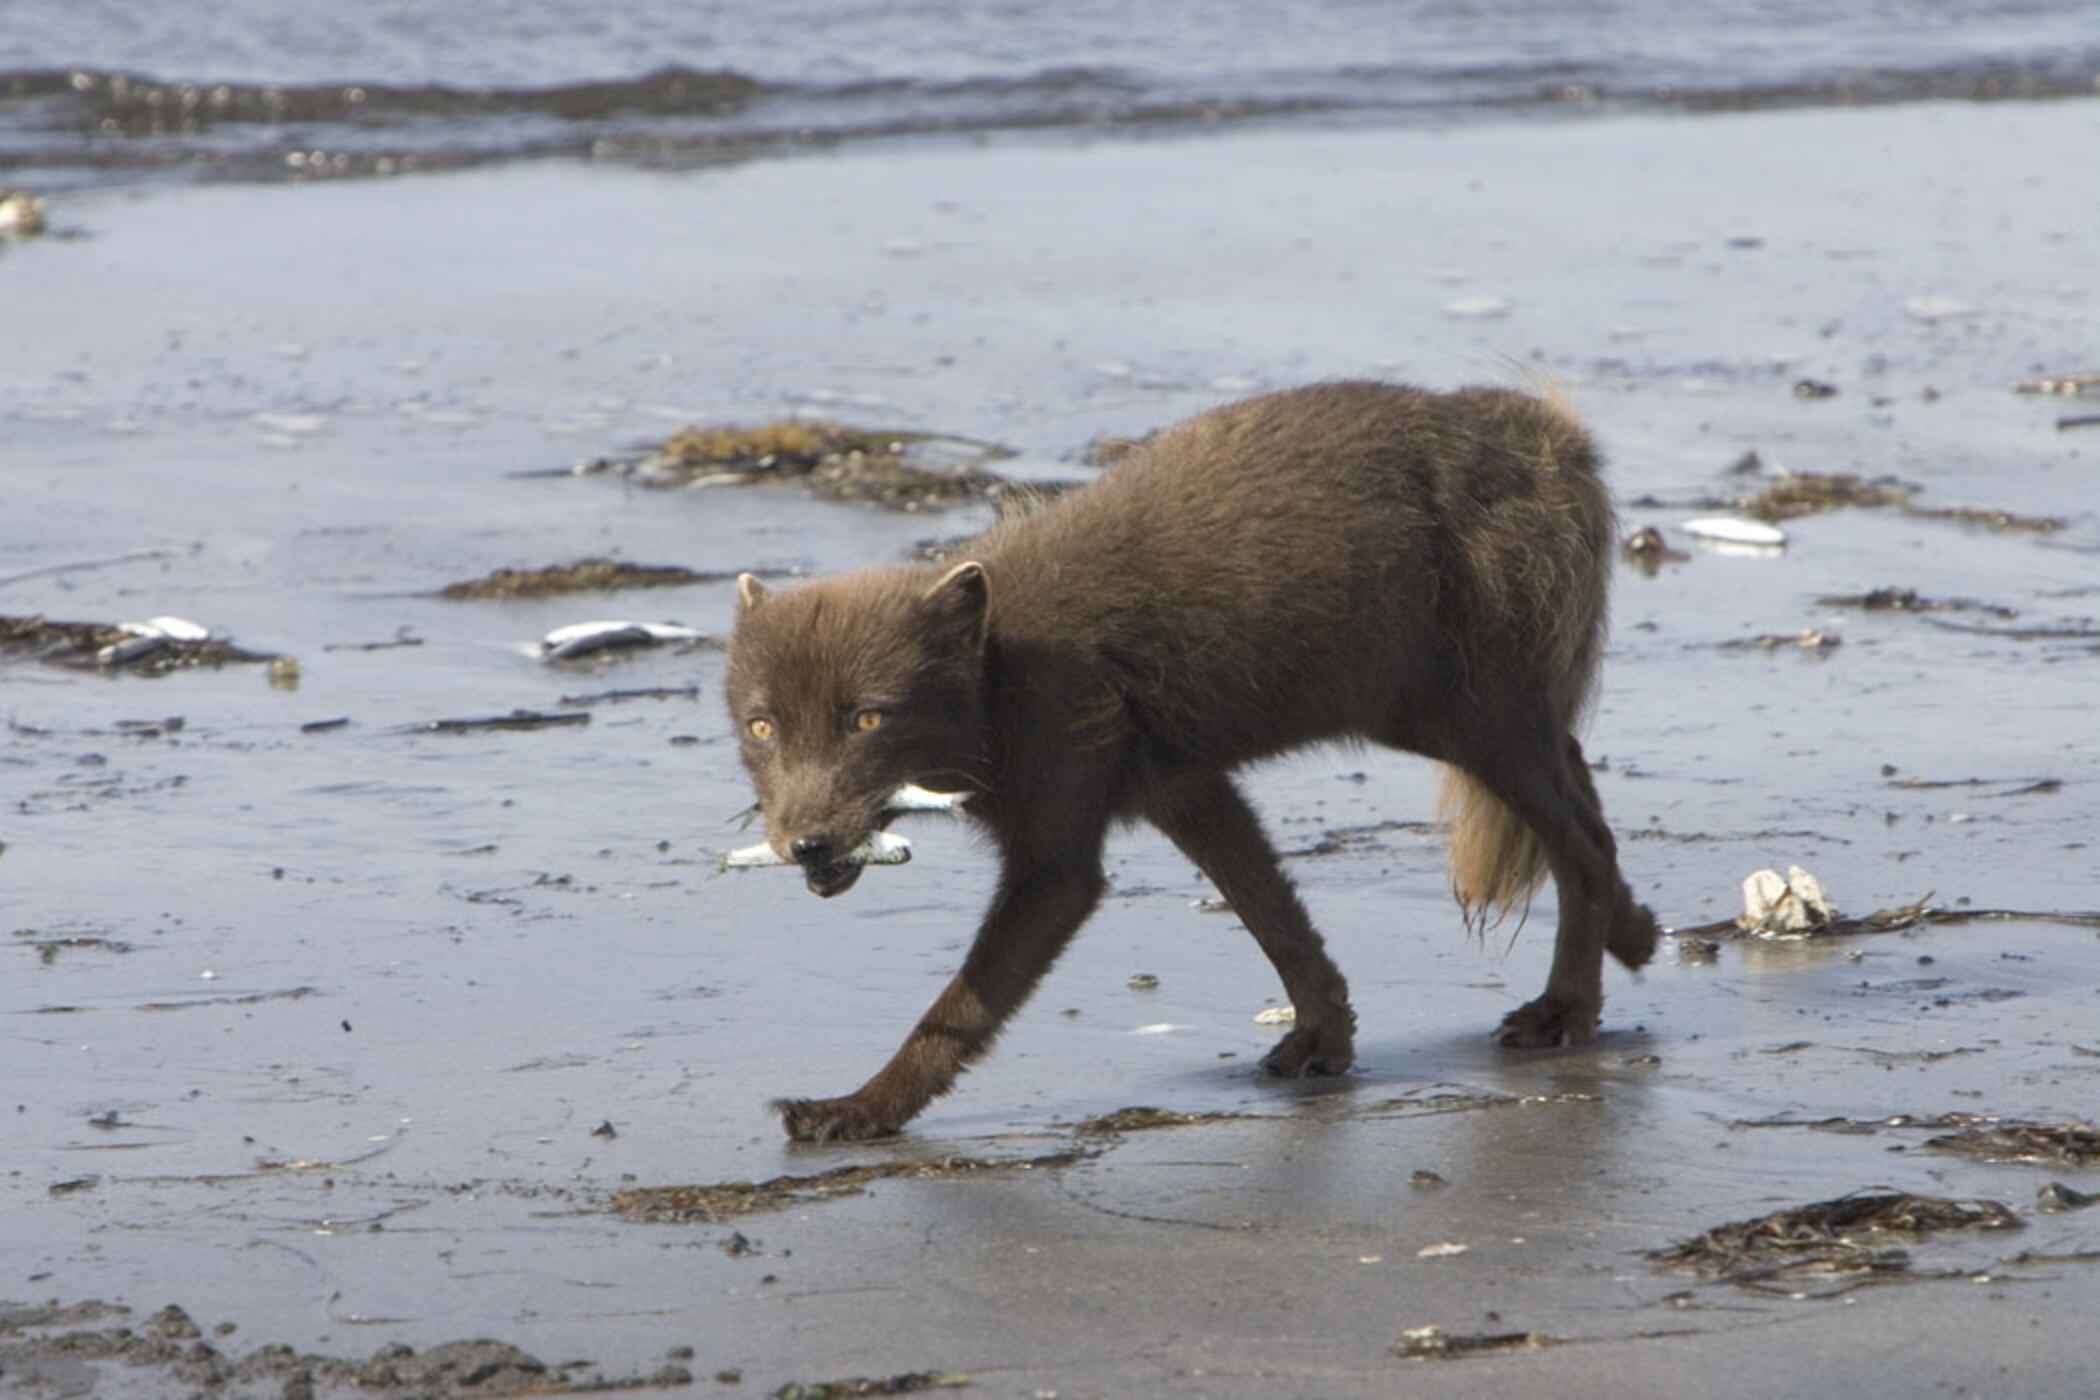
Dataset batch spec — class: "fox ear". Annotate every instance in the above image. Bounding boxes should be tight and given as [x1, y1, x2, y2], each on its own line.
[736, 573, 769, 611]
[921, 560, 989, 647]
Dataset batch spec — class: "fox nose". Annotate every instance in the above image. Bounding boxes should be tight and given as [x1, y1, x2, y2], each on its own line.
[789, 836, 835, 867]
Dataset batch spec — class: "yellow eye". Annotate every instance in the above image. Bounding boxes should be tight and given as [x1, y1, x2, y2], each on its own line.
[747, 717, 775, 742]
[853, 708, 884, 733]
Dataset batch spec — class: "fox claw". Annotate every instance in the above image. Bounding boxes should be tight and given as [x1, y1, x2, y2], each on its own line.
[774, 1095, 901, 1143]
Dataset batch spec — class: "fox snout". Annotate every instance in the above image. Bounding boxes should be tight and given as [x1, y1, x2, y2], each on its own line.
[763, 788, 879, 898]
[774, 828, 866, 898]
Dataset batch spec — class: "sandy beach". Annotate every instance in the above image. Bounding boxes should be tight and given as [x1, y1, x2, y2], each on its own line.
[4, 97, 2099, 1397]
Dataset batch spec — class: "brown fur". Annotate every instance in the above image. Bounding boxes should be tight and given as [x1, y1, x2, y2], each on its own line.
[726, 382, 1659, 1142]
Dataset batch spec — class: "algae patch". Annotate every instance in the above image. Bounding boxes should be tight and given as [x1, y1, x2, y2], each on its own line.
[1070, 1106, 1263, 1135]
[576, 419, 1034, 511]
[1923, 1120, 2100, 1167]
[438, 557, 746, 599]
[1649, 1191, 2020, 1295]
[611, 1150, 1085, 1224]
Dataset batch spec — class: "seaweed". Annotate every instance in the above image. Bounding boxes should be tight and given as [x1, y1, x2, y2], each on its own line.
[1815, 587, 2018, 620]
[1715, 471, 2064, 533]
[1071, 1106, 1260, 1135]
[611, 1150, 1084, 1224]
[438, 557, 741, 599]
[1649, 1191, 2019, 1295]
[1923, 1121, 2100, 1167]
[578, 420, 1036, 512]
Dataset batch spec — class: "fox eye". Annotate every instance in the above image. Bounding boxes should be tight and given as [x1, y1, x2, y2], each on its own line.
[852, 708, 884, 733]
[746, 717, 776, 742]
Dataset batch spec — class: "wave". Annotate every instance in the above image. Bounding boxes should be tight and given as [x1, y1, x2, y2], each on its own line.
[3, 51, 2095, 189]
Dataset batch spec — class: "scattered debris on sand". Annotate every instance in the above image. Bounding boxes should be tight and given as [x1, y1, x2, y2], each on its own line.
[1919, 617, 2100, 642]
[1737, 472, 1912, 521]
[1792, 378, 1839, 400]
[1670, 893, 2100, 943]
[1884, 773, 2060, 795]
[1715, 629, 1840, 654]
[1623, 525, 1690, 574]
[1901, 501, 2066, 533]
[772, 1372, 971, 1399]
[1644, 470, 2068, 535]
[574, 419, 1036, 511]
[557, 684, 702, 706]
[611, 1151, 1084, 1224]
[1071, 1106, 1261, 1135]
[1, 614, 286, 676]
[0, 1302, 689, 1396]
[1396, 1326, 1559, 1360]
[1649, 1191, 2020, 1295]
[2014, 372, 2100, 397]
[440, 557, 755, 599]
[1278, 817, 1439, 859]
[1924, 1120, 2100, 1167]
[2038, 1182, 2099, 1213]
[419, 709, 591, 734]
[1815, 587, 2019, 619]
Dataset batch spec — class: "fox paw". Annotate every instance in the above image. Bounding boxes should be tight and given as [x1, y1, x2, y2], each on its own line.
[1496, 995, 1599, 1049]
[1260, 1022, 1355, 1078]
[775, 1095, 901, 1143]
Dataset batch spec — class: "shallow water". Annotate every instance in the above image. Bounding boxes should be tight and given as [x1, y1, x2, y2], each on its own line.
[4, 0, 2098, 190]
[4, 98, 2099, 1395]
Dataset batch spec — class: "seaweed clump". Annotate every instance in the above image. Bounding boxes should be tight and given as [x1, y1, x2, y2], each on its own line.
[438, 557, 727, 599]
[1649, 1191, 2019, 1295]
[1730, 471, 2063, 533]
[1923, 1120, 2100, 1167]
[610, 1150, 1082, 1224]
[580, 420, 1026, 512]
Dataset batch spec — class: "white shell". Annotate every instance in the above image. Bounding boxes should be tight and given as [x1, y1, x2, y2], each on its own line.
[1738, 864, 1835, 937]
[1683, 516, 1787, 548]
[1253, 1005, 1297, 1025]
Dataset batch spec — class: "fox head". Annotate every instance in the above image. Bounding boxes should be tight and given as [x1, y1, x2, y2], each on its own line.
[725, 561, 989, 896]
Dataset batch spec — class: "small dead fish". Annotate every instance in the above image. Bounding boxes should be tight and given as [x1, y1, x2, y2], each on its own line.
[886, 784, 969, 814]
[721, 831, 914, 870]
[128, 616, 212, 642]
[540, 619, 706, 661]
[97, 616, 215, 665]
[1683, 516, 1787, 549]
[97, 633, 168, 667]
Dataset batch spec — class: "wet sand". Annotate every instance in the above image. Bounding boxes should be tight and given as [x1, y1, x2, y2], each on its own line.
[4, 99, 2098, 1397]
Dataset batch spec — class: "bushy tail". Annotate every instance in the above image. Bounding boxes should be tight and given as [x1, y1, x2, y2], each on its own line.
[1436, 383, 1611, 933]
[1438, 767, 1548, 932]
